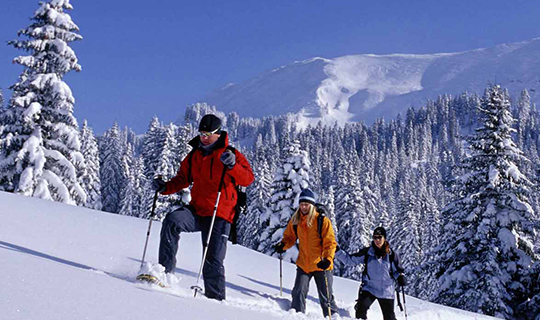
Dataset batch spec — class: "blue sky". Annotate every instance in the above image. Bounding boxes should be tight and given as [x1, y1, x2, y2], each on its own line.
[1, 0, 540, 134]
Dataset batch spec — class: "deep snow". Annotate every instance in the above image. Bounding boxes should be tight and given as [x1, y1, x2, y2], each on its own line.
[0, 191, 497, 320]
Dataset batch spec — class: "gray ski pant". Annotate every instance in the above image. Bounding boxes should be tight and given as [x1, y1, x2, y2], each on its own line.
[159, 206, 230, 301]
[291, 267, 339, 317]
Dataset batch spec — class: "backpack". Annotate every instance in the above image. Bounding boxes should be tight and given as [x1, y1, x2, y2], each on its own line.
[186, 145, 247, 244]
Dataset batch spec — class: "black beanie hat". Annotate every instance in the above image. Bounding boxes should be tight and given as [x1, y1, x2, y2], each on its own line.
[373, 227, 387, 238]
[199, 114, 222, 133]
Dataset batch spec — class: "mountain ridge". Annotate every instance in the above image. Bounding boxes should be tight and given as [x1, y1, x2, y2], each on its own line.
[196, 37, 540, 127]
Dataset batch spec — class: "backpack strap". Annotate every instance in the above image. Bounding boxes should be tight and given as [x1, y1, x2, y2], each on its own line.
[363, 251, 370, 280]
[317, 212, 325, 240]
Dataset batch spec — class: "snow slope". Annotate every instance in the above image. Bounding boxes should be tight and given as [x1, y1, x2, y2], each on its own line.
[198, 38, 540, 127]
[0, 191, 496, 320]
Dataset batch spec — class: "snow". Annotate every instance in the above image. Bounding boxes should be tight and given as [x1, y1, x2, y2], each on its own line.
[498, 228, 517, 250]
[314, 54, 442, 125]
[198, 38, 540, 128]
[0, 191, 498, 320]
[22, 102, 42, 121]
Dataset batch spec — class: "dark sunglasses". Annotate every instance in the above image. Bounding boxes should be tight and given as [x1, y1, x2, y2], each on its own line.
[373, 235, 383, 240]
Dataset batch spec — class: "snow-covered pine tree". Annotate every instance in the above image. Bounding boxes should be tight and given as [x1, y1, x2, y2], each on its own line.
[516, 89, 532, 149]
[100, 123, 124, 214]
[0, 88, 4, 109]
[431, 85, 537, 318]
[119, 140, 135, 216]
[131, 156, 147, 218]
[0, 88, 4, 151]
[139, 117, 164, 218]
[0, 0, 86, 205]
[79, 120, 102, 210]
[153, 123, 181, 218]
[258, 140, 311, 262]
[237, 135, 272, 249]
[333, 143, 373, 280]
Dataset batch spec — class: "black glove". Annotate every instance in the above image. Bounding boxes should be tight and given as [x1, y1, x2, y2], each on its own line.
[397, 274, 408, 287]
[152, 177, 166, 193]
[317, 258, 331, 270]
[335, 245, 340, 253]
[220, 150, 236, 168]
[274, 242, 285, 254]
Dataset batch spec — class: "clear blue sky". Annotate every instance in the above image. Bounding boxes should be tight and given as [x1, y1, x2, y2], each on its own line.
[1, 0, 539, 134]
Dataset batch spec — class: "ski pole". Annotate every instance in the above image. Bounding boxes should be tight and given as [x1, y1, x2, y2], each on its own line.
[191, 166, 227, 297]
[140, 187, 160, 268]
[402, 286, 408, 320]
[324, 270, 332, 319]
[279, 253, 283, 297]
[396, 287, 404, 312]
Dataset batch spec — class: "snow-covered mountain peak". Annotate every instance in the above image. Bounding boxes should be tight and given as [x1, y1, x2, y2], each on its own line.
[197, 37, 540, 128]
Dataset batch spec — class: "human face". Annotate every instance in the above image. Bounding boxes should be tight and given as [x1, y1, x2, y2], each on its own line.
[373, 234, 385, 248]
[299, 202, 312, 215]
[199, 130, 220, 146]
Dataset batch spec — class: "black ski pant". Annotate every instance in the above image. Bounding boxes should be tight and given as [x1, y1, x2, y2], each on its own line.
[159, 206, 230, 301]
[355, 290, 396, 320]
[291, 267, 338, 317]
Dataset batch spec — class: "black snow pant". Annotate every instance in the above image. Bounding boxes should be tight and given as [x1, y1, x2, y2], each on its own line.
[291, 267, 339, 317]
[159, 206, 231, 301]
[355, 290, 396, 320]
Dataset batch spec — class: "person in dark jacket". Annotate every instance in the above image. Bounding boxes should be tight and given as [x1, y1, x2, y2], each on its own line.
[152, 114, 254, 301]
[335, 227, 407, 320]
[274, 189, 339, 318]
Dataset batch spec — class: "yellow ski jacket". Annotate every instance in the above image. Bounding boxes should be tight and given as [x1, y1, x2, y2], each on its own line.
[281, 211, 337, 273]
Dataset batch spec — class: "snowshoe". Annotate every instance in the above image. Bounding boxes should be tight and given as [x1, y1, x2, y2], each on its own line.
[136, 273, 167, 288]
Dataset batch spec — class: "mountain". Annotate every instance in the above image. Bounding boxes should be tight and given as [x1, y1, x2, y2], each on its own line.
[0, 190, 497, 320]
[199, 38, 540, 127]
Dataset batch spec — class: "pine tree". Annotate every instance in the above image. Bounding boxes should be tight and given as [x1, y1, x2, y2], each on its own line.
[0, 88, 4, 109]
[393, 179, 422, 269]
[100, 123, 124, 214]
[431, 85, 537, 318]
[0, 0, 85, 205]
[79, 120, 102, 210]
[334, 151, 370, 280]
[516, 260, 540, 320]
[258, 140, 312, 262]
[119, 141, 134, 215]
[154, 123, 182, 218]
[131, 156, 147, 218]
[237, 136, 272, 249]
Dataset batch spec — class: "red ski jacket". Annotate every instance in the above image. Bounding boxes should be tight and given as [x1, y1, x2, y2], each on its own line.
[162, 132, 254, 223]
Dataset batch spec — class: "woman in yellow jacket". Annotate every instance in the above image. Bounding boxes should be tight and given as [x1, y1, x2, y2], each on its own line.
[274, 188, 339, 317]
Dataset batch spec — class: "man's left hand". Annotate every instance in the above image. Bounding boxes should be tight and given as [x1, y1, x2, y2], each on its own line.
[220, 150, 236, 168]
[317, 258, 331, 270]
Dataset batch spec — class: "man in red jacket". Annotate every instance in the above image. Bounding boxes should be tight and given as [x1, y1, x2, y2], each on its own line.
[152, 114, 254, 300]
